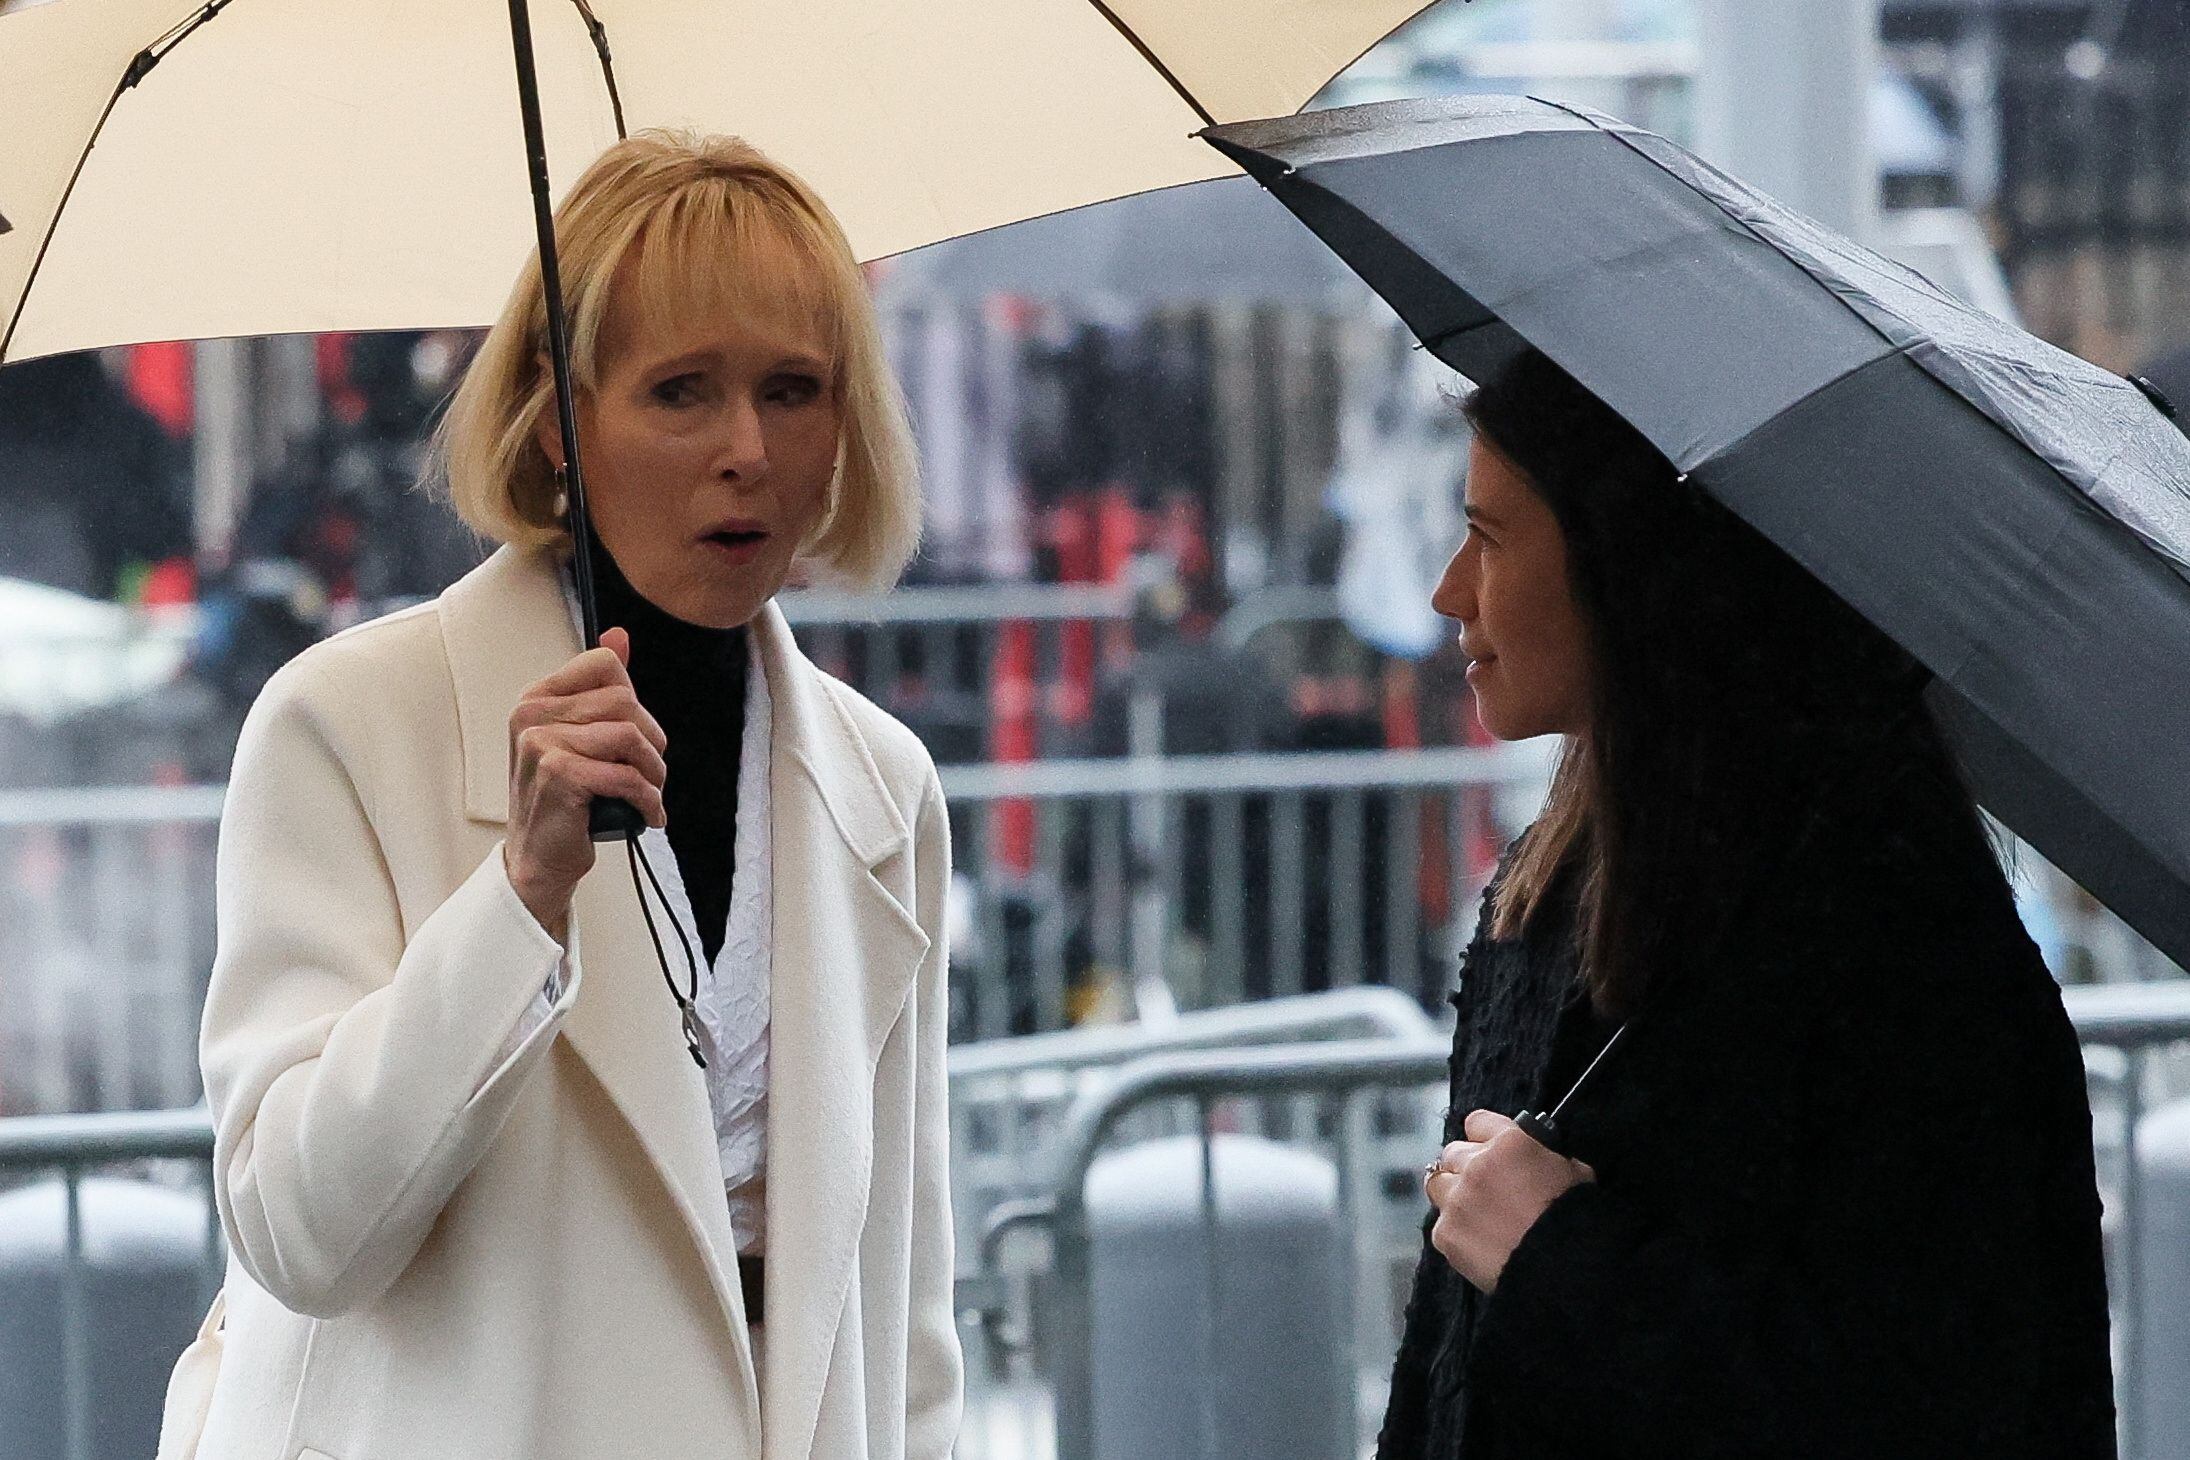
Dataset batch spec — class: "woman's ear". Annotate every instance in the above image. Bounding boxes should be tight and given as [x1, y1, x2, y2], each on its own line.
[533, 408, 563, 471]
[532, 352, 565, 469]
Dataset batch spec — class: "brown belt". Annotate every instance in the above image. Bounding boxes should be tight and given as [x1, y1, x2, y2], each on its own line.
[738, 1253, 765, 1326]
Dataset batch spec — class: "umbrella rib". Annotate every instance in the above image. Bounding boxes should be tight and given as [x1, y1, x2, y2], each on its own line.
[1520, 98, 2131, 508]
[1083, 2, 1216, 129]
[1, 0, 243, 364]
[3, 76, 132, 364]
[1529, 93, 1909, 363]
[569, 0, 629, 141]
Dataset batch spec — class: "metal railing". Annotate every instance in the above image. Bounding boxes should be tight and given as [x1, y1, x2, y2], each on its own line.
[0, 787, 222, 1116]
[0, 1108, 224, 1460]
[1, 986, 2187, 1460]
[936, 743, 1554, 1041]
[2065, 981, 2190, 1460]
[0, 745, 1550, 1112]
[782, 583, 1137, 770]
[947, 987, 1435, 1277]
[961, 982, 2190, 1460]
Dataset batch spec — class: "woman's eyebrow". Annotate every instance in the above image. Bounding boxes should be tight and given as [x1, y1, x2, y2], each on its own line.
[1464, 502, 1505, 528]
[643, 348, 717, 376]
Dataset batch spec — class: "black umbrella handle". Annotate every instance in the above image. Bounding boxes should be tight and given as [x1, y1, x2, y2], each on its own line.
[1514, 1109, 1565, 1156]
[589, 796, 646, 842]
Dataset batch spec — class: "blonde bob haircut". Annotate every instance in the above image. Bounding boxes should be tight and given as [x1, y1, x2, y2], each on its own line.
[434, 130, 921, 590]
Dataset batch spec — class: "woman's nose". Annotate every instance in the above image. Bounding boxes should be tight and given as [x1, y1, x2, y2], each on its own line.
[1431, 547, 1474, 622]
[713, 400, 769, 480]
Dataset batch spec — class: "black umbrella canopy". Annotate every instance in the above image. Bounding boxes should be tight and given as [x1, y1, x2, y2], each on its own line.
[1204, 94, 2190, 971]
[2138, 341, 2190, 433]
[877, 176, 1361, 304]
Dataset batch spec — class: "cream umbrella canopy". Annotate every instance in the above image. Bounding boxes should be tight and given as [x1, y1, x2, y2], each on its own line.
[0, 0, 1432, 363]
[2, 0, 1430, 841]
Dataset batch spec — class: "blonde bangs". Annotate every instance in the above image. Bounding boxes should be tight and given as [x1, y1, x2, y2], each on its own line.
[432, 129, 923, 589]
[618, 180, 847, 378]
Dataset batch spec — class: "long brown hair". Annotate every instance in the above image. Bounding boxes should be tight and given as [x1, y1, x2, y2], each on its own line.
[1464, 348, 1993, 1017]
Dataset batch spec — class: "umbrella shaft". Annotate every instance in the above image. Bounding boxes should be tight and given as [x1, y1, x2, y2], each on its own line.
[506, 0, 603, 647]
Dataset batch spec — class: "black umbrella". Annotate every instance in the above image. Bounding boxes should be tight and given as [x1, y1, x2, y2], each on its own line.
[878, 176, 1361, 304]
[1202, 94, 2190, 1134]
[2137, 342, 2190, 437]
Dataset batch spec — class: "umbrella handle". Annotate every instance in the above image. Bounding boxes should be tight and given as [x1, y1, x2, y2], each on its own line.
[589, 796, 646, 842]
[1514, 1109, 1564, 1156]
[2130, 374, 2178, 419]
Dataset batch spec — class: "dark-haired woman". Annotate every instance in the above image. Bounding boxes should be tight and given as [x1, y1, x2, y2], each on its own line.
[1380, 348, 2116, 1459]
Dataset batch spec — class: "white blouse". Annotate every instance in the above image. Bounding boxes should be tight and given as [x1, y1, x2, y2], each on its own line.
[495, 585, 775, 1254]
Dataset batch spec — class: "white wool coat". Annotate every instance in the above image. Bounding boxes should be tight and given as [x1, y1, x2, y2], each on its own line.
[157, 545, 961, 1460]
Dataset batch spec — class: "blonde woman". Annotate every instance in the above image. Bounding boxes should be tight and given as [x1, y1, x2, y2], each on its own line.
[157, 133, 961, 1460]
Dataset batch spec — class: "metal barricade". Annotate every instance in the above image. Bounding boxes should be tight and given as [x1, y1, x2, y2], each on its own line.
[946, 987, 1436, 1292]
[965, 984, 2190, 1460]
[1, 987, 2187, 1459]
[0, 1109, 224, 1460]
[981, 1038, 1446, 1460]
[937, 742, 1558, 1042]
[783, 583, 1136, 766]
[0, 747, 1549, 1114]
[2071, 982, 2190, 1460]
[0, 786, 223, 1116]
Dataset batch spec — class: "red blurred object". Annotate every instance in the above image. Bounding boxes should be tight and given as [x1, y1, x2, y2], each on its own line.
[125, 342, 194, 436]
[989, 621, 1039, 877]
[1384, 660, 1454, 926]
[1381, 661, 1421, 751]
[1094, 485, 1140, 671]
[316, 333, 367, 426]
[138, 556, 197, 608]
[1046, 499, 1098, 727]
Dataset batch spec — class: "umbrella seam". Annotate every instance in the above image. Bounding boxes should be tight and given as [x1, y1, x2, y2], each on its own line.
[1693, 342, 1921, 476]
[1699, 342, 2165, 592]
[1084, 2, 1216, 129]
[1528, 95, 1912, 362]
[1, 74, 130, 365]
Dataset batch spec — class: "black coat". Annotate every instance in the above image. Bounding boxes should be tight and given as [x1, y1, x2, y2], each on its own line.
[1378, 765, 2117, 1459]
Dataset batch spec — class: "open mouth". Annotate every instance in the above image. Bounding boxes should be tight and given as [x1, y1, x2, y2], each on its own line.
[702, 528, 769, 552]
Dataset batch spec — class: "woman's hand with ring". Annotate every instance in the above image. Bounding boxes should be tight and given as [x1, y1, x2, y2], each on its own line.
[1425, 1109, 1596, 1295]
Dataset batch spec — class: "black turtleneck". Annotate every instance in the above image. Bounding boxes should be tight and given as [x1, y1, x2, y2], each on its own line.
[585, 532, 747, 965]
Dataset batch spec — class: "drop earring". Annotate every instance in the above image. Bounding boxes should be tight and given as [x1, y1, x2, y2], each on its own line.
[552, 464, 570, 519]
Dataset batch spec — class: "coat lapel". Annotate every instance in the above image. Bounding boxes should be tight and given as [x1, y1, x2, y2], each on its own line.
[439, 548, 760, 1423]
[747, 602, 930, 1460]
[442, 551, 931, 1459]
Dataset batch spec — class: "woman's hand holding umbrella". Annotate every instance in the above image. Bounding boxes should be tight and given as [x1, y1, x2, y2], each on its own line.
[1425, 1110, 1596, 1295]
[503, 625, 668, 941]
